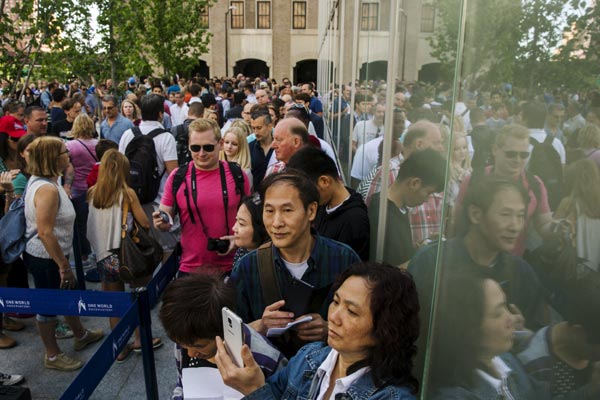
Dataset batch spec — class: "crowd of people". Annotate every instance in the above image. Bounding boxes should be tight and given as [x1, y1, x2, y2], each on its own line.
[0, 73, 599, 399]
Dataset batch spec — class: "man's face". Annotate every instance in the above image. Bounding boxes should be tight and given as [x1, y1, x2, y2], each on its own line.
[189, 130, 221, 171]
[25, 110, 48, 135]
[471, 188, 525, 253]
[394, 93, 405, 108]
[251, 116, 273, 142]
[280, 87, 291, 96]
[547, 108, 565, 128]
[373, 104, 385, 125]
[181, 338, 217, 360]
[358, 101, 371, 114]
[263, 183, 316, 251]
[255, 90, 269, 105]
[102, 101, 118, 119]
[403, 179, 437, 207]
[9, 107, 25, 122]
[301, 84, 312, 96]
[492, 137, 529, 179]
[152, 87, 164, 97]
[271, 126, 300, 163]
[67, 102, 82, 121]
[175, 93, 184, 106]
[242, 104, 253, 122]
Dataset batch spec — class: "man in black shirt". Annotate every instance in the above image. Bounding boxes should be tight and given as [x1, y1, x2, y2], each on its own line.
[369, 149, 446, 267]
[248, 110, 275, 188]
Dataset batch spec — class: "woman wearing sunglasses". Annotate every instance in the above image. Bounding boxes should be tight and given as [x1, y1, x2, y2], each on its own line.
[452, 124, 558, 256]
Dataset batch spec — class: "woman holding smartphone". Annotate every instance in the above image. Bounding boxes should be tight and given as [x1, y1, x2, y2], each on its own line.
[87, 149, 162, 361]
[215, 262, 420, 399]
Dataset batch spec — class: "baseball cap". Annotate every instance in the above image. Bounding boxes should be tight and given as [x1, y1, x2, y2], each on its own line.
[128, 77, 137, 85]
[0, 116, 27, 139]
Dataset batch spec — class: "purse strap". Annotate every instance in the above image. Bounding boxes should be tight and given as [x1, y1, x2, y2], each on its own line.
[257, 241, 282, 306]
[121, 195, 129, 240]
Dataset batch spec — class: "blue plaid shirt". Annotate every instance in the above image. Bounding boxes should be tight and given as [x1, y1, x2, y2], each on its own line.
[231, 234, 361, 324]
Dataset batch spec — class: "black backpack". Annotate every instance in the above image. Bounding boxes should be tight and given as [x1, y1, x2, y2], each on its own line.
[528, 135, 564, 209]
[173, 121, 192, 166]
[125, 127, 168, 204]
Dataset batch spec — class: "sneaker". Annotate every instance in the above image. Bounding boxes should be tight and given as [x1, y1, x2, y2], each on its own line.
[55, 321, 74, 339]
[0, 372, 24, 385]
[44, 353, 82, 371]
[84, 268, 101, 283]
[73, 329, 104, 351]
[2, 317, 24, 332]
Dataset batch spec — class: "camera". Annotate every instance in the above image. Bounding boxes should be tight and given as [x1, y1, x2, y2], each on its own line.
[207, 238, 230, 253]
[227, 317, 233, 328]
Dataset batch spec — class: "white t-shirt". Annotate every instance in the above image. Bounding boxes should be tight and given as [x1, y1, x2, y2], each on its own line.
[170, 103, 189, 126]
[282, 259, 309, 280]
[118, 120, 178, 202]
[351, 136, 383, 180]
[352, 120, 384, 148]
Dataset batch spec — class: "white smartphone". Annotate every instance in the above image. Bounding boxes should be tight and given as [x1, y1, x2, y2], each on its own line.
[222, 307, 244, 368]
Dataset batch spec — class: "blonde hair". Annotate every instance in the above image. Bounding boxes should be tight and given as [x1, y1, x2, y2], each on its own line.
[230, 119, 252, 137]
[577, 124, 600, 149]
[189, 118, 221, 141]
[71, 114, 96, 139]
[450, 132, 472, 183]
[26, 136, 64, 177]
[87, 149, 132, 208]
[219, 127, 251, 169]
[494, 124, 530, 148]
[560, 158, 600, 219]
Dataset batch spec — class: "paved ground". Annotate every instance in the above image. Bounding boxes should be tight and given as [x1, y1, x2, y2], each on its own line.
[0, 275, 177, 399]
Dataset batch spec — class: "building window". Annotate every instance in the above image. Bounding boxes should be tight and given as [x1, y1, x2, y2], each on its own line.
[360, 2, 379, 31]
[231, 1, 244, 29]
[421, 4, 435, 33]
[199, 5, 209, 28]
[292, 1, 307, 29]
[257, 1, 271, 29]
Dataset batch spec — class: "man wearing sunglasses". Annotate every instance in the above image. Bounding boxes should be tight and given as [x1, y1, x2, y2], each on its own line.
[100, 95, 133, 144]
[154, 118, 250, 275]
[453, 124, 558, 257]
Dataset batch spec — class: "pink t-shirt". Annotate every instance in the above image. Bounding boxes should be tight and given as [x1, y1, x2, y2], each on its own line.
[454, 167, 551, 256]
[162, 161, 250, 273]
[66, 139, 98, 196]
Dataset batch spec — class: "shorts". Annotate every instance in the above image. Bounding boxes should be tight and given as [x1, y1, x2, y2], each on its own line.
[23, 252, 62, 318]
[97, 253, 121, 283]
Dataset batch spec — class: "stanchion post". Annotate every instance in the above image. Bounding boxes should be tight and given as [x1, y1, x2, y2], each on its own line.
[135, 287, 159, 400]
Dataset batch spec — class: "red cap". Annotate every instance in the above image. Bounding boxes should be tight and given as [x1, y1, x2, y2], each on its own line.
[0, 116, 27, 139]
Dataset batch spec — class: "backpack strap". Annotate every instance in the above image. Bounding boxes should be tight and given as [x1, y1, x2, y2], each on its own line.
[227, 161, 245, 208]
[132, 126, 142, 137]
[544, 133, 554, 145]
[171, 162, 190, 217]
[257, 242, 282, 307]
[147, 128, 168, 139]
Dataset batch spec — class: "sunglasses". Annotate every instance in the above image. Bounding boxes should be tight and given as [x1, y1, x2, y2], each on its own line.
[504, 151, 530, 159]
[9, 136, 19, 142]
[190, 144, 216, 153]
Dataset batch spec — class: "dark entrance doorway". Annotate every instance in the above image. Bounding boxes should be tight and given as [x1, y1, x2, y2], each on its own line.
[418, 63, 442, 83]
[190, 60, 210, 79]
[359, 61, 388, 81]
[233, 59, 269, 79]
[294, 59, 318, 84]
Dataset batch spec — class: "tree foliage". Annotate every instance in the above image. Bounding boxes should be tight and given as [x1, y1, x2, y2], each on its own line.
[0, 0, 213, 87]
[427, 0, 598, 93]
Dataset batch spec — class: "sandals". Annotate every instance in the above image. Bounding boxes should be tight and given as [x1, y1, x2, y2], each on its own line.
[116, 344, 133, 363]
[131, 338, 163, 353]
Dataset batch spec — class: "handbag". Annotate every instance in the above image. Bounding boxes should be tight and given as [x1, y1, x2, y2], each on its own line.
[117, 196, 163, 283]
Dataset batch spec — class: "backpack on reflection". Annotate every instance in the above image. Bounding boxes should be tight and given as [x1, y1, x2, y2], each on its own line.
[528, 135, 563, 209]
[125, 127, 167, 204]
[0, 178, 54, 263]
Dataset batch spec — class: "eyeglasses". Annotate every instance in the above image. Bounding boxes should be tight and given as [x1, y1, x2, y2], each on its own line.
[190, 144, 216, 153]
[9, 136, 19, 142]
[60, 149, 70, 155]
[102, 106, 115, 110]
[503, 151, 529, 159]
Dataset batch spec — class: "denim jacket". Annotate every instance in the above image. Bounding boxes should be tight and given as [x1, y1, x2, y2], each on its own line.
[244, 342, 416, 400]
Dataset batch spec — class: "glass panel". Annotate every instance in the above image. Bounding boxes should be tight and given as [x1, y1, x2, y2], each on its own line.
[257, 1, 271, 29]
[420, 4, 434, 33]
[199, 5, 209, 29]
[292, 1, 307, 30]
[231, 1, 244, 29]
[360, 3, 379, 31]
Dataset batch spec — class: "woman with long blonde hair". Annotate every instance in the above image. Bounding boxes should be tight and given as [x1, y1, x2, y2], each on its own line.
[219, 126, 253, 188]
[556, 158, 600, 276]
[87, 149, 162, 361]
